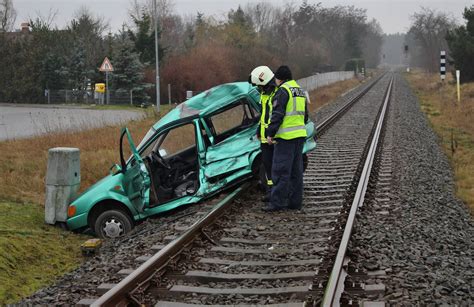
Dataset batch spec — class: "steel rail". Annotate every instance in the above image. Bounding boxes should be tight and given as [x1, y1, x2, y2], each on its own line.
[88, 72, 389, 307]
[91, 183, 248, 307]
[320, 75, 394, 307]
[315, 72, 386, 136]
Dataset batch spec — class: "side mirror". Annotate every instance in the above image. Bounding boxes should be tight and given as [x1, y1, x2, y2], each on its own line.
[110, 164, 122, 175]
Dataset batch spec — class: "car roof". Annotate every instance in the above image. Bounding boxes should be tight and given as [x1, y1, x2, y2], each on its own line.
[153, 82, 258, 131]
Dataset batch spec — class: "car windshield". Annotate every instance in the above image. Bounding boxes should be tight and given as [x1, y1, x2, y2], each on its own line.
[137, 127, 156, 151]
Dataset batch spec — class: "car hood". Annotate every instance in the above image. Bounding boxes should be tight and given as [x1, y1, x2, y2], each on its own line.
[71, 173, 122, 203]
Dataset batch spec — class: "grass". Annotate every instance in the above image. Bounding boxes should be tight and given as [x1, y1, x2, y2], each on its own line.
[0, 107, 169, 205]
[0, 201, 88, 304]
[0, 79, 359, 303]
[405, 70, 474, 214]
[307, 77, 362, 113]
[0, 106, 169, 304]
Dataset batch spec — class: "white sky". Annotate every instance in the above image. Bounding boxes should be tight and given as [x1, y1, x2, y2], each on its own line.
[13, 0, 472, 34]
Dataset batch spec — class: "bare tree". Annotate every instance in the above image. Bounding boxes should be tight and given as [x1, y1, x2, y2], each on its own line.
[408, 8, 457, 72]
[128, 0, 175, 29]
[0, 0, 16, 32]
[244, 2, 275, 33]
[362, 19, 384, 68]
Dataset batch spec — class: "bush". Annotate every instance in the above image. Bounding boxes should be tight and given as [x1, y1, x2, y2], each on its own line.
[345, 58, 366, 74]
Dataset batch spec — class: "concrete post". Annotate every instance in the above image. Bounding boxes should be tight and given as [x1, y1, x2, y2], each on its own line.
[45, 148, 81, 225]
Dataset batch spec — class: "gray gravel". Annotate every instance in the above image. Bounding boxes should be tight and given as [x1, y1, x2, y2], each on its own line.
[20, 75, 388, 306]
[21, 72, 473, 306]
[20, 201, 217, 305]
[348, 73, 473, 305]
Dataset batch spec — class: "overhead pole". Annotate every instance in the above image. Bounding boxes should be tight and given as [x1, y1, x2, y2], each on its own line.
[154, 0, 161, 112]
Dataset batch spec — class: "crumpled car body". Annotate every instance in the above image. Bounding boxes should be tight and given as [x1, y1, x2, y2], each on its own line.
[66, 82, 317, 238]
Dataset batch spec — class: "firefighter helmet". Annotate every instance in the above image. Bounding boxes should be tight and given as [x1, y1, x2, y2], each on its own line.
[249, 66, 274, 86]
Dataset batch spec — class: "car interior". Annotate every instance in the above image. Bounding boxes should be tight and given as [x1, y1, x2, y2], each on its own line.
[142, 124, 199, 206]
[141, 99, 258, 207]
[207, 100, 258, 144]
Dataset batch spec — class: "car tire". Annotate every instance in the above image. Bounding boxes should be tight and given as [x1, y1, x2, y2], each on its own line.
[93, 209, 133, 239]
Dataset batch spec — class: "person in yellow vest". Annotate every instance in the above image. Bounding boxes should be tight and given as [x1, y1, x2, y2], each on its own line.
[248, 66, 278, 202]
[264, 65, 308, 211]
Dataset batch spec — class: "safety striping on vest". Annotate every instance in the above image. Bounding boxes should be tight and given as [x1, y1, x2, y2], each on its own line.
[277, 125, 307, 134]
[286, 111, 306, 116]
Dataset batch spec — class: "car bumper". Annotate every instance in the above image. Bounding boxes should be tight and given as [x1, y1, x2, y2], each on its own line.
[67, 211, 88, 231]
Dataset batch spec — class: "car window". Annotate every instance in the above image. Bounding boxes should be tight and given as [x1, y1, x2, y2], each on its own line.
[137, 127, 157, 151]
[159, 123, 196, 157]
[209, 99, 257, 140]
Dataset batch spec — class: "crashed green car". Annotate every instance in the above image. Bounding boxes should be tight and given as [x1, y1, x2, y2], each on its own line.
[67, 82, 316, 238]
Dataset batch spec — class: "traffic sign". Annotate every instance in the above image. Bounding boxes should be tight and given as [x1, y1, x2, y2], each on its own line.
[99, 57, 114, 72]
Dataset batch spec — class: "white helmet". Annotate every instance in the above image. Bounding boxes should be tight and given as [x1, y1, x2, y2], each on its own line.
[249, 66, 274, 86]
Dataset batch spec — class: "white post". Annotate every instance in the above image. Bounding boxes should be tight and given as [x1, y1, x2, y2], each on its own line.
[456, 70, 461, 103]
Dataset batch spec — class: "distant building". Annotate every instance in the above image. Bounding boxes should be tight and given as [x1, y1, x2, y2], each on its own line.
[1, 22, 31, 41]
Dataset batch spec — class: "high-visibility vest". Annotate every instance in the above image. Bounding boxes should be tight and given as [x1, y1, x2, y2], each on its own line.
[274, 80, 307, 140]
[259, 88, 277, 143]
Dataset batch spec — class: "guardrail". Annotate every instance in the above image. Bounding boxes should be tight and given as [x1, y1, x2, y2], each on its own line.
[297, 71, 355, 92]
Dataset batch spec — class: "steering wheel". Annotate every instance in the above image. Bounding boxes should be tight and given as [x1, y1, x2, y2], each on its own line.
[151, 151, 171, 170]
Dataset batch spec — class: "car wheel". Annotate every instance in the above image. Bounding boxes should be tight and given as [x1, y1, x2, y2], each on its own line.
[94, 210, 133, 239]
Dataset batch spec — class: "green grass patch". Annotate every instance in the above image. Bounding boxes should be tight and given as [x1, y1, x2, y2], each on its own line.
[0, 202, 88, 304]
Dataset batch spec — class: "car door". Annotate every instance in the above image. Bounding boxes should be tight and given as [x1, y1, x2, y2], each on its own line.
[120, 127, 150, 213]
[202, 99, 260, 179]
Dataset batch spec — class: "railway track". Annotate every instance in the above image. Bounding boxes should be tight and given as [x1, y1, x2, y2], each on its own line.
[79, 72, 394, 307]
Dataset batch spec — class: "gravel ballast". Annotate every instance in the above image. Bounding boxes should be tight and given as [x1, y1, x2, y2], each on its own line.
[349, 73, 473, 305]
[21, 73, 473, 306]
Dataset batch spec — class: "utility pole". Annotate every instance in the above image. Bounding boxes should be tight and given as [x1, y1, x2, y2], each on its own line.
[154, 0, 161, 112]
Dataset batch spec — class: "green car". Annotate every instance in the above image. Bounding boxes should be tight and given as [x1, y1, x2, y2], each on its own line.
[66, 82, 317, 238]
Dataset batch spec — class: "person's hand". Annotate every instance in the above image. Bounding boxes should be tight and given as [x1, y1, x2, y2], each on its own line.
[267, 136, 275, 144]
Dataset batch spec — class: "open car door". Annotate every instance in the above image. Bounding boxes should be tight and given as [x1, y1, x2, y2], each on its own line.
[120, 127, 151, 213]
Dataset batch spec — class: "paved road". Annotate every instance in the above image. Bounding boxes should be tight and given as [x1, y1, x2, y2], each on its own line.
[0, 105, 145, 141]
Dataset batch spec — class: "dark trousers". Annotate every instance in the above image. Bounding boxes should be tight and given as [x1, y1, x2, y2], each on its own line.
[270, 138, 304, 209]
[261, 143, 274, 191]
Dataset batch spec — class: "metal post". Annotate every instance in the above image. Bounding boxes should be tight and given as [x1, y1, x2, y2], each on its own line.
[154, 0, 161, 112]
[456, 70, 461, 103]
[130, 89, 133, 106]
[168, 83, 171, 105]
[106, 71, 110, 105]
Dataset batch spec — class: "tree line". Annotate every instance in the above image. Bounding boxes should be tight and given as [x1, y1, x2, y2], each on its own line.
[0, 0, 384, 104]
[406, 5, 474, 82]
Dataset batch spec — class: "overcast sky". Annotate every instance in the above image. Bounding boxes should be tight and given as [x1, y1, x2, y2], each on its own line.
[13, 0, 472, 34]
